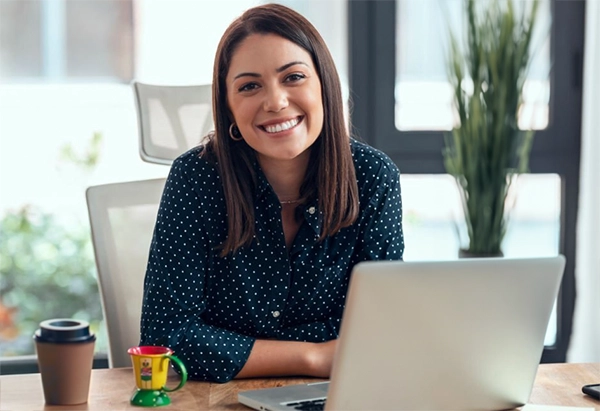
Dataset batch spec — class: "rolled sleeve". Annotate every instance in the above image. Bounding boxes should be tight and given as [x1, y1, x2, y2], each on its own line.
[140, 157, 255, 383]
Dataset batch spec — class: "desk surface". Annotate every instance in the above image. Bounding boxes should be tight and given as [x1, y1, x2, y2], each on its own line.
[1, 363, 598, 411]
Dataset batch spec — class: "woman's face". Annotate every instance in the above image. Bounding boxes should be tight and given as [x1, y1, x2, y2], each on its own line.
[226, 33, 324, 164]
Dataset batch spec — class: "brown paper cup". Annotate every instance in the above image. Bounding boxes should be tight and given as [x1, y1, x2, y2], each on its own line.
[33, 319, 96, 405]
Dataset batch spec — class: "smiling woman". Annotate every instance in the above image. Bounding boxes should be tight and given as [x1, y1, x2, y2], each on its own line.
[226, 33, 325, 249]
[226, 34, 324, 167]
[0, 0, 352, 375]
[139, 3, 405, 383]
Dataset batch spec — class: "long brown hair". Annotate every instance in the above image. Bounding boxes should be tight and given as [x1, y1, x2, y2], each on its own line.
[204, 3, 358, 256]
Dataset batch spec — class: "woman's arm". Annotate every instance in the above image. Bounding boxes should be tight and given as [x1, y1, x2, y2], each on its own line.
[141, 153, 255, 383]
[235, 339, 337, 379]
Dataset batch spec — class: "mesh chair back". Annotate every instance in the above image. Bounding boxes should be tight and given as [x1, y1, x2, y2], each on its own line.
[133, 81, 213, 165]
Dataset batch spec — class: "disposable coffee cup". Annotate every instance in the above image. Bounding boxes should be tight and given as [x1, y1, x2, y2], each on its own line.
[33, 318, 96, 405]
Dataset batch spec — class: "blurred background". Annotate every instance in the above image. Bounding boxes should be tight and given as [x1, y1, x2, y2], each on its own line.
[0, 0, 596, 372]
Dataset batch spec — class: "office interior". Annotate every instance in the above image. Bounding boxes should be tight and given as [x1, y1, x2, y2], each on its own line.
[0, 0, 598, 374]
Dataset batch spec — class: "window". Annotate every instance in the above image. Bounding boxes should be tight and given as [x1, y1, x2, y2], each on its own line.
[0, 0, 133, 82]
[0, 1, 44, 78]
[349, 0, 584, 362]
[395, 0, 551, 131]
[402, 174, 561, 345]
[0, 0, 136, 365]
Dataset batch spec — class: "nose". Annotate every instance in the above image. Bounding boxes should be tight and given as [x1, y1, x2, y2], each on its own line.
[263, 85, 288, 112]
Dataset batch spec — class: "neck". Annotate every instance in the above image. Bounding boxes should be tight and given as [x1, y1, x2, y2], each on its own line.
[258, 150, 310, 202]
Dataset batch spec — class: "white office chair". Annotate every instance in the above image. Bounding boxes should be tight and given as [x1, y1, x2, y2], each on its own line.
[132, 81, 213, 165]
[86, 178, 166, 368]
[86, 82, 210, 367]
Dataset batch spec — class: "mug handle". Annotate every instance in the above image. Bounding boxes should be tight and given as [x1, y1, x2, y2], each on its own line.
[160, 354, 188, 392]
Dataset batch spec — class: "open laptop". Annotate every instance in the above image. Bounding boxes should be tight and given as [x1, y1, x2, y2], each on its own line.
[238, 256, 566, 411]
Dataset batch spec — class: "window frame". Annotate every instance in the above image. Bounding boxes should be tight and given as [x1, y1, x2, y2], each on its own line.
[348, 0, 585, 362]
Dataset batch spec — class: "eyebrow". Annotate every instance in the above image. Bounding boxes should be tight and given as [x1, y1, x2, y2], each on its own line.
[233, 61, 309, 80]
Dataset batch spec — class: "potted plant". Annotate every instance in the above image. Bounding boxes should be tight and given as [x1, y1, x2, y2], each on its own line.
[443, 0, 541, 257]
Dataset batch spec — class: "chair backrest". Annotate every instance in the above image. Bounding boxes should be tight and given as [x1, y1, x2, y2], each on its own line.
[132, 81, 213, 165]
[86, 178, 166, 368]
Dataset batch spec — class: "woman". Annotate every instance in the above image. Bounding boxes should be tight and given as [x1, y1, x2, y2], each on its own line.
[140, 3, 404, 383]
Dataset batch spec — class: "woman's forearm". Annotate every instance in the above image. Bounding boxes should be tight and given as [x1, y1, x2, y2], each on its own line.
[235, 339, 337, 379]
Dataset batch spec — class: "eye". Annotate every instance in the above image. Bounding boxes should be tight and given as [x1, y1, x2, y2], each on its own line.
[238, 82, 259, 92]
[285, 73, 306, 83]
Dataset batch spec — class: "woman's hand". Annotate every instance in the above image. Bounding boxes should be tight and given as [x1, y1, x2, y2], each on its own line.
[305, 339, 338, 378]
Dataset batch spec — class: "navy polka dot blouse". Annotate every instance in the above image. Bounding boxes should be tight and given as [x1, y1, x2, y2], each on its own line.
[140, 139, 404, 383]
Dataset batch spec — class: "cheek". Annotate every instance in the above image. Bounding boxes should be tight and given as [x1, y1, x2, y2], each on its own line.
[228, 97, 251, 125]
[308, 95, 324, 132]
[307, 84, 324, 124]
[235, 96, 258, 114]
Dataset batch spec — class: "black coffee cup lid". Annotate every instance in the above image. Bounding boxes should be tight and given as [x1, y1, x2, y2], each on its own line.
[33, 319, 96, 343]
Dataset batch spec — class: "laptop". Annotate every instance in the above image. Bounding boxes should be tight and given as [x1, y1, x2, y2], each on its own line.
[238, 256, 566, 411]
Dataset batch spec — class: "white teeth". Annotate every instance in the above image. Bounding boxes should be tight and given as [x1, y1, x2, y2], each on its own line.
[264, 118, 299, 133]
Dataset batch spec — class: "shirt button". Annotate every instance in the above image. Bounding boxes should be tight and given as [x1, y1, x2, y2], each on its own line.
[272, 311, 280, 318]
[308, 207, 316, 215]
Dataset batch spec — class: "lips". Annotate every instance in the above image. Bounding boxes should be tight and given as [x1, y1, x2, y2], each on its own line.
[258, 116, 303, 134]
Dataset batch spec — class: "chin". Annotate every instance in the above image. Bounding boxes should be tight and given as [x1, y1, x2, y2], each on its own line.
[273, 141, 310, 156]
[274, 151, 305, 161]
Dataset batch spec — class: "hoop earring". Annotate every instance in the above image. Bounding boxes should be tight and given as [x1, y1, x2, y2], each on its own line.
[229, 123, 243, 142]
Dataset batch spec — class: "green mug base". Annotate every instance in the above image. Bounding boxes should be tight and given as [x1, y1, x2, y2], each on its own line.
[130, 389, 171, 407]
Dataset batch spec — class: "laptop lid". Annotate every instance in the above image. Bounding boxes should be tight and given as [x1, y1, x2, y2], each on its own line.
[325, 256, 565, 410]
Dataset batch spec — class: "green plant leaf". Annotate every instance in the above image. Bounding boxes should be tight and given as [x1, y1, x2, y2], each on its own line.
[442, 0, 542, 255]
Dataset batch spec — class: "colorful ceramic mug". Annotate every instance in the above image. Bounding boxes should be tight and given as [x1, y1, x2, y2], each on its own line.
[128, 346, 188, 407]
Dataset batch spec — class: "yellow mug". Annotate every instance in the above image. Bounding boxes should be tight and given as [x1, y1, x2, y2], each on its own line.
[127, 346, 188, 407]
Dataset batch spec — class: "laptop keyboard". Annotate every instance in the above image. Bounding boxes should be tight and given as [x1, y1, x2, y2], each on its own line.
[285, 398, 326, 410]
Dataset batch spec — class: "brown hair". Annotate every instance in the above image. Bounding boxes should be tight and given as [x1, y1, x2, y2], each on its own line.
[204, 3, 358, 256]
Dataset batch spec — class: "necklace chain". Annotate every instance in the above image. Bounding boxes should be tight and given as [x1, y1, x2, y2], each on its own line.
[279, 199, 302, 205]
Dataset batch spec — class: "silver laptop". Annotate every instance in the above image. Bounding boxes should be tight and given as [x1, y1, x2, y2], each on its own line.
[238, 256, 566, 411]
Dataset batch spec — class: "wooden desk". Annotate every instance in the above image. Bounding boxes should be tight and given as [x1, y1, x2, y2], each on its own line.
[1, 363, 598, 410]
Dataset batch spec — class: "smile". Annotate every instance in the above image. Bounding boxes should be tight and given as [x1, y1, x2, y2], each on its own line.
[260, 117, 301, 134]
